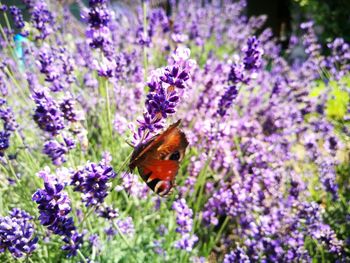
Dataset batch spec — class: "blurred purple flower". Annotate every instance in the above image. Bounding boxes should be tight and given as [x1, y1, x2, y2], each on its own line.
[115, 172, 149, 199]
[217, 36, 263, 117]
[0, 131, 10, 156]
[223, 246, 250, 263]
[116, 217, 134, 236]
[0, 102, 18, 132]
[217, 85, 238, 117]
[243, 36, 264, 71]
[60, 98, 83, 122]
[174, 233, 198, 252]
[85, 0, 111, 52]
[31, 2, 55, 40]
[0, 4, 7, 12]
[172, 198, 194, 234]
[9, 6, 25, 29]
[89, 0, 108, 7]
[318, 160, 339, 200]
[97, 205, 119, 220]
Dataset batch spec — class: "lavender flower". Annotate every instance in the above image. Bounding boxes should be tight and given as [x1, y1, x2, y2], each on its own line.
[116, 217, 134, 236]
[31, 2, 55, 40]
[115, 172, 149, 199]
[32, 169, 86, 257]
[217, 85, 238, 117]
[61, 231, 85, 257]
[174, 233, 198, 252]
[89, 0, 108, 7]
[71, 156, 116, 207]
[32, 89, 65, 135]
[0, 4, 7, 12]
[85, 0, 111, 51]
[0, 102, 18, 131]
[159, 66, 190, 90]
[43, 137, 75, 166]
[36, 47, 74, 92]
[89, 234, 100, 249]
[242, 36, 264, 71]
[146, 87, 179, 119]
[318, 160, 339, 200]
[9, 6, 25, 29]
[134, 47, 195, 144]
[0, 208, 38, 258]
[97, 205, 119, 220]
[172, 198, 194, 234]
[0, 100, 17, 156]
[32, 176, 75, 236]
[0, 131, 10, 156]
[223, 247, 250, 263]
[60, 98, 83, 122]
[217, 36, 263, 117]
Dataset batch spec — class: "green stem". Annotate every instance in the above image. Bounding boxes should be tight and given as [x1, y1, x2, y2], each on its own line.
[1, 13, 18, 64]
[15, 131, 40, 171]
[111, 150, 133, 189]
[4, 66, 29, 102]
[78, 206, 96, 228]
[212, 216, 230, 249]
[104, 79, 114, 150]
[26, 256, 34, 263]
[75, 247, 87, 263]
[112, 220, 139, 263]
[5, 154, 19, 182]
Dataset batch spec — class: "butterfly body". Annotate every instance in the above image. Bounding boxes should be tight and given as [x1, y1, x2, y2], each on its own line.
[129, 120, 188, 196]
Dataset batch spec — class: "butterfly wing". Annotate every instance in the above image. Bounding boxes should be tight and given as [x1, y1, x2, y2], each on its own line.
[137, 159, 179, 196]
[129, 120, 188, 196]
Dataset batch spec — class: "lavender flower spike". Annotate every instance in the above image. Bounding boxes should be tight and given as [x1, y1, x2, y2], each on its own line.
[32, 175, 75, 236]
[134, 47, 195, 144]
[243, 36, 264, 71]
[217, 36, 263, 117]
[71, 154, 117, 207]
[0, 209, 38, 259]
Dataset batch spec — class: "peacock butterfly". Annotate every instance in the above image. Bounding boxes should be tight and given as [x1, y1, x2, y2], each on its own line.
[129, 120, 188, 197]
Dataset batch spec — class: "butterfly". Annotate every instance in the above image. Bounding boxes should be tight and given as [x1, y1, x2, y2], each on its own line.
[129, 120, 188, 197]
